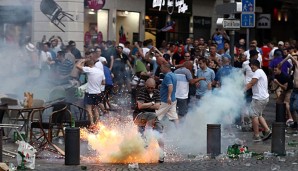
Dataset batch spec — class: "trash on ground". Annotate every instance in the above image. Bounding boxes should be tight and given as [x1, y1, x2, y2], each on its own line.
[128, 163, 139, 169]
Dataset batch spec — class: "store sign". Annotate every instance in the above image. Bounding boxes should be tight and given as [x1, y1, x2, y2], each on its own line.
[87, 0, 105, 11]
[153, 0, 188, 14]
[256, 14, 271, 29]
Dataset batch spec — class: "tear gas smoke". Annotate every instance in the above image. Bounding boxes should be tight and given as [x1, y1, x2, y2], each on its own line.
[0, 5, 41, 99]
[167, 69, 246, 154]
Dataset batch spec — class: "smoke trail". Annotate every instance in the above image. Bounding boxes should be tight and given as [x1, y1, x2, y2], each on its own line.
[167, 69, 246, 154]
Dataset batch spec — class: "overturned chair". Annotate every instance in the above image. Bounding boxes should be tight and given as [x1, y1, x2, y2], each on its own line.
[40, 0, 74, 32]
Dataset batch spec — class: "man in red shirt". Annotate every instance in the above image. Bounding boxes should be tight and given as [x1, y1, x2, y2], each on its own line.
[261, 42, 272, 75]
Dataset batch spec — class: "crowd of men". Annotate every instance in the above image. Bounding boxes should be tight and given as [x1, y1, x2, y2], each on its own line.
[19, 30, 298, 161]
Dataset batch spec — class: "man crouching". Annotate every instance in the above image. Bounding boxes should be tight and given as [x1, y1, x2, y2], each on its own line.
[133, 78, 165, 163]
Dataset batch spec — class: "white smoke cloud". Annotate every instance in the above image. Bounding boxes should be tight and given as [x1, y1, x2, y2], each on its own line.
[166, 69, 246, 154]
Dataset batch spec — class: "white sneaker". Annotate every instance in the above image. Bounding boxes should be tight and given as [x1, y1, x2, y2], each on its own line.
[286, 119, 294, 127]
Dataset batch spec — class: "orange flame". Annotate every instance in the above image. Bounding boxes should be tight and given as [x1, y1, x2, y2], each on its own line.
[80, 121, 160, 163]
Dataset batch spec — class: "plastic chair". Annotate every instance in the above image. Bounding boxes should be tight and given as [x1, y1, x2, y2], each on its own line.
[40, 0, 74, 32]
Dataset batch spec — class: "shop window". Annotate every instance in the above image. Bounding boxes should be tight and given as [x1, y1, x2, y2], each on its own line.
[84, 9, 108, 46]
[116, 11, 140, 44]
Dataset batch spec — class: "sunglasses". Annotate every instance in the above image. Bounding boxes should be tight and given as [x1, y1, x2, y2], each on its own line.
[185, 56, 190, 57]
[146, 87, 155, 90]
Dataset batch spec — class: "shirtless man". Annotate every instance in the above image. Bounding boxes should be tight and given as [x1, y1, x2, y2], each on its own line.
[278, 55, 298, 128]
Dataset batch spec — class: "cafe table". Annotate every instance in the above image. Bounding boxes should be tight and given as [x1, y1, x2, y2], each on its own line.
[6, 105, 45, 142]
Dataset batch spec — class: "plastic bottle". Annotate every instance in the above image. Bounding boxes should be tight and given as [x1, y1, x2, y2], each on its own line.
[288, 141, 298, 146]
[71, 116, 75, 128]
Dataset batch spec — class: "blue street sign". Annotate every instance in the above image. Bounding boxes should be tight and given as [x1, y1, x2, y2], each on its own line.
[241, 13, 255, 28]
[242, 0, 255, 12]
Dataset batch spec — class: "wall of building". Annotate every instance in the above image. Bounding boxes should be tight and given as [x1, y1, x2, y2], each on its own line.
[192, 0, 222, 39]
[0, 0, 30, 6]
[33, 0, 84, 51]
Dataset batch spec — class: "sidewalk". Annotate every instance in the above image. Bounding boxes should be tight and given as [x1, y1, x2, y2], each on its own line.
[2, 94, 298, 171]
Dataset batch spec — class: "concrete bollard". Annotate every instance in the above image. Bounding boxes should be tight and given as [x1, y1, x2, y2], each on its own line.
[276, 103, 286, 122]
[271, 122, 285, 156]
[65, 127, 80, 165]
[207, 124, 221, 158]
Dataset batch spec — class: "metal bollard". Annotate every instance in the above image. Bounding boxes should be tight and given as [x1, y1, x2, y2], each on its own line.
[207, 124, 221, 158]
[65, 127, 80, 165]
[276, 103, 286, 122]
[271, 122, 285, 156]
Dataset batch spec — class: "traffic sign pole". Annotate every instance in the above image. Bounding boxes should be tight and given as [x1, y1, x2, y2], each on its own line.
[241, 0, 255, 48]
[246, 28, 250, 51]
[229, 0, 235, 66]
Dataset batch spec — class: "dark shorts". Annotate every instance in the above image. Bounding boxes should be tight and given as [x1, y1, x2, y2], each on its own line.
[85, 92, 103, 105]
[176, 98, 188, 117]
[245, 89, 253, 103]
[134, 112, 163, 133]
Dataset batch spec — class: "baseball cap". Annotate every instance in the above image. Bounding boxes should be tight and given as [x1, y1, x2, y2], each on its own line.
[278, 41, 284, 46]
[89, 48, 96, 53]
[25, 43, 35, 52]
[118, 43, 124, 49]
[99, 57, 107, 63]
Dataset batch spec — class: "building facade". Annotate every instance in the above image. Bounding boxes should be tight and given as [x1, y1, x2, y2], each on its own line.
[1, 0, 298, 51]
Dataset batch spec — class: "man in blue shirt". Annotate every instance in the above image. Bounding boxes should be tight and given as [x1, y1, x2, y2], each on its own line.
[214, 54, 234, 87]
[54, 50, 74, 85]
[196, 58, 215, 99]
[156, 63, 179, 127]
[212, 28, 230, 52]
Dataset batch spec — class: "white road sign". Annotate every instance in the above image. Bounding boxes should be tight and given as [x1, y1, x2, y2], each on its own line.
[222, 19, 240, 29]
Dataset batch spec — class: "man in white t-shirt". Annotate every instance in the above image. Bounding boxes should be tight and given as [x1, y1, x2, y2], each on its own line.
[76, 59, 105, 125]
[142, 40, 151, 56]
[268, 41, 278, 61]
[174, 61, 195, 120]
[40, 42, 53, 70]
[245, 59, 271, 142]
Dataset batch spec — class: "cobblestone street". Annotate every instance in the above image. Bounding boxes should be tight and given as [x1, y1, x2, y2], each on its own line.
[2, 94, 298, 171]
